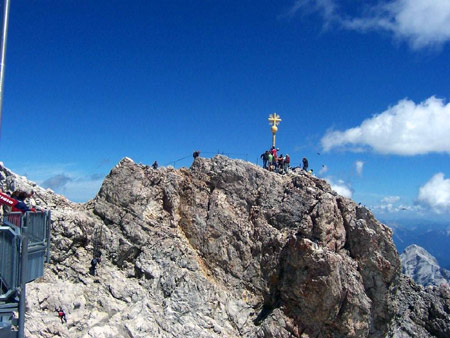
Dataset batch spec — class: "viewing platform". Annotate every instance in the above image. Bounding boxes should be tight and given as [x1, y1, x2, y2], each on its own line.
[0, 211, 51, 338]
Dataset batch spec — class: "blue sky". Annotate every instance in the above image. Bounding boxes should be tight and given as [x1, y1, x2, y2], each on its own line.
[1, 0, 450, 222]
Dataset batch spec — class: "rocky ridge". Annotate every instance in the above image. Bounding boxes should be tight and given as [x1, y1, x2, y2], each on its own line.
[401, 244, 450, 287]
[0, 157, 449, 337]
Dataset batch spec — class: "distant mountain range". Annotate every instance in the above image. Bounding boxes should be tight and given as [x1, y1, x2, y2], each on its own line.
[384, 219, 450, 270]
[400, 244, 450, 287]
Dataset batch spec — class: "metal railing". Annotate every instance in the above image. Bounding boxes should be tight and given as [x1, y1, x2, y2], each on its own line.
[0, 226, 18, 294]
[0, 210, 51, 293]
[22, 212, 49, 247]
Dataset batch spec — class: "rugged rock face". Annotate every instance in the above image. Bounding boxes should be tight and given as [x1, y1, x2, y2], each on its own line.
[1, 157, 449, 338]
[387, 275, 450, 338]
[401, 244, 450, 287]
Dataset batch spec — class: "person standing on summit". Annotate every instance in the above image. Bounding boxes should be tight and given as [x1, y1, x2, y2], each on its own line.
[260, 151, 269, 169]
[267, 152, 273, 171]
[302, 157, 309, 171]
[284, 154, 290, 172]
[271, 146, 278, 158]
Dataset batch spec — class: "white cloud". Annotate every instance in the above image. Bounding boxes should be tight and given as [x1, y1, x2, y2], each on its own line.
[355, 161, 364, 176]
[371, 194, 422, 214]
[287, 0, 450, 49]
[318, 164, 329, 175]
[321, 96, 450, 155]
[378, 203, 396, 213]
[283, 0, 336, 21]
[372, 203, 419, 214]
[373, 195, 407, 213]
[417, 173, 450, 213]
[326, 177, 353, 198]
[63, 178, 104, 202]
[10, 163, 105, 203]
[381, 195, 400, 204]
[40, 174, 103, 203]
[42, 174, 72, 190]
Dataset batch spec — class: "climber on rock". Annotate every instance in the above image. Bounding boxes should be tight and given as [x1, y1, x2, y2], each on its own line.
[56, 307, 67, 324]
[152, 161, 158, 169]
[90, 254, 102, 276]
[193, 150, 200, 159]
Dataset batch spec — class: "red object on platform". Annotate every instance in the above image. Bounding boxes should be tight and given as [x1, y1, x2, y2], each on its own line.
[0, 191, 18, 209]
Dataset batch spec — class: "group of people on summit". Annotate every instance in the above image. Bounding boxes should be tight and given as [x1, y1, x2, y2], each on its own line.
[260, 147, 290, 173]
[150, 148, 312, 175]
[260, 147, 311, 174]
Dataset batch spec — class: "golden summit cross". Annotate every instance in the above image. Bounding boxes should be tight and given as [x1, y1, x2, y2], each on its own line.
[268, 113, 281, 126]
[268, 113, 281, 147]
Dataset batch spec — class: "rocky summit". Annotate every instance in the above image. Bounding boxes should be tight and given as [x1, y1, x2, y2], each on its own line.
[0, 157, 449, 338]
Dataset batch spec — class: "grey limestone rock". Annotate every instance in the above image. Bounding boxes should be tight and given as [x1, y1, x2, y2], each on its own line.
[0, 157, 449, 337]
[387, 275, 450, 338]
